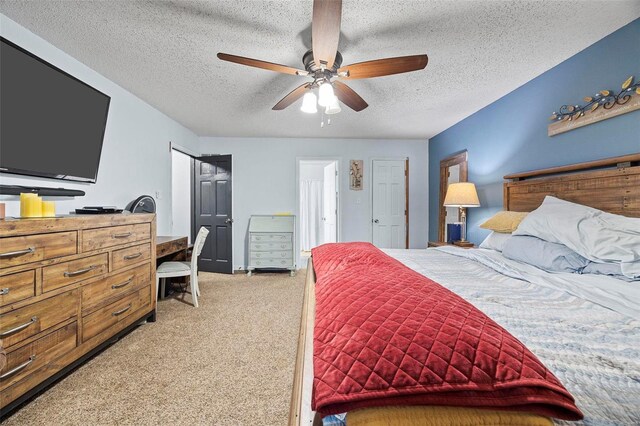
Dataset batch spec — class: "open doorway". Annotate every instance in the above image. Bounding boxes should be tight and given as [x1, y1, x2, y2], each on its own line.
[298, 159, 339, 262]
[171, 148, 193, 242]
[171, 147, 233, 274]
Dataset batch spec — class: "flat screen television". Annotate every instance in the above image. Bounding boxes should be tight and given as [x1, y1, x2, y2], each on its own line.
[0, 37, 110, 183]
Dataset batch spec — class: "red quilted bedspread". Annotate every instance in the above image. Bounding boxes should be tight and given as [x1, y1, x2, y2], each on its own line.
[311, 242, 583, 420]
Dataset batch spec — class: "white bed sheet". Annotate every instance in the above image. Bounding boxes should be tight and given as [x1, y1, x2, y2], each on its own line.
[383, 247, 640, 426]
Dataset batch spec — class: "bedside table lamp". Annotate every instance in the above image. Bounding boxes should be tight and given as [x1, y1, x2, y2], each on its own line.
[443, 182, 480, 243]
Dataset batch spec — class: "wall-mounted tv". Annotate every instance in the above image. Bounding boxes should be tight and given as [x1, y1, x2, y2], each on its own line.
[0, 37, 110, 183]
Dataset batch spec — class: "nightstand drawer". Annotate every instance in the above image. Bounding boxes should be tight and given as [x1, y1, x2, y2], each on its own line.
[0, 232, 77, 269]
[0, 270, 36, 307]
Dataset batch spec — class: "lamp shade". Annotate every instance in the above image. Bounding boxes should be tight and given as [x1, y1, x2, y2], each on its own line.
[300, 92, 318, 113]
[443, 182, 480, 207]
[318, 82, 335, 107]
[325, 95, 341, 114]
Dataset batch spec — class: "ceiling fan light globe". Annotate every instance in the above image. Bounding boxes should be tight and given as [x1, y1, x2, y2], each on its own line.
[301, 92, 318, 113]
[318, 82, 335, 107]
[325, 96, 341, 114]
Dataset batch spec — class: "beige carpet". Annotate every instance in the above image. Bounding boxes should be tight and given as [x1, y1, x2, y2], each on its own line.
[4, 271, 305, 425]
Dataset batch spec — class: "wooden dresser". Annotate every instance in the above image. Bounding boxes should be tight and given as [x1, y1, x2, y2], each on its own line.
[0, 213, 156, 414]
[247, 215, 296, 276]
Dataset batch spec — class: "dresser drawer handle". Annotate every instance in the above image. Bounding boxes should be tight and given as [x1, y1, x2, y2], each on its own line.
[112, 279, 132, 289]
[0, 288, 9, 295]
[0, 355, 36, 379]
[0, 316, 38, 337]
[112, 304, 132, 316]
[0, 247, 35, 259]
[64, 265, 98, 277]
[113, 233, 132, 239]
[123, 253, 142, 261]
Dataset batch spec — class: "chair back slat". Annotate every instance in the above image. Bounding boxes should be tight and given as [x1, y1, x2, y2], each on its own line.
[191, 227, 210, 273]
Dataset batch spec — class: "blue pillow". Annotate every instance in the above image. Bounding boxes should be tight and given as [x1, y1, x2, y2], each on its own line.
[583, 262, 639, 282]
[502, 235, 590, 273]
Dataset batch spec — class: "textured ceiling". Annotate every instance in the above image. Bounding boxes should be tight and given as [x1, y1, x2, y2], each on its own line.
[1, 1, 638, 139]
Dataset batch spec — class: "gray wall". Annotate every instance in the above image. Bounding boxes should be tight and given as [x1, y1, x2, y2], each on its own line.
[0, 14, 200, 235]
[199, 137, 429, 271]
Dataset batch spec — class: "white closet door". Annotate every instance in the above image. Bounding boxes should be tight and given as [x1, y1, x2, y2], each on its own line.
[372, 160, 406, 249]
[322, 162, 337, 244]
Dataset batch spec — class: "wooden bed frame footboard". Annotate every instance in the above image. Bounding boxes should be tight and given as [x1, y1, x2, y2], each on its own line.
[289, 258, 321, 426]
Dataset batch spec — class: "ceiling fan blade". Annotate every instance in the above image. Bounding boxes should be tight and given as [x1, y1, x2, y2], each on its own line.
[312, 0, 342, 69]
[217, 53, 308, 76]
[333, 81, 368, 112]
[272, 83, 312, 110]
[338, 54, 428, 79]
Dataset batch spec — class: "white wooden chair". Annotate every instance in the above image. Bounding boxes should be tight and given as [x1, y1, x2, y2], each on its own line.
[156, 227, 209, 307]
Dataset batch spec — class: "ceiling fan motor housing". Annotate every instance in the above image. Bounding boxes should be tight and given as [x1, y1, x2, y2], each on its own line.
[303, 49, 343, 78]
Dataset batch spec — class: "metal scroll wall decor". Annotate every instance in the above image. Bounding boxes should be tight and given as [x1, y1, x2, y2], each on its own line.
[350, 160, 363, 190]
[548, 75, 640, 136]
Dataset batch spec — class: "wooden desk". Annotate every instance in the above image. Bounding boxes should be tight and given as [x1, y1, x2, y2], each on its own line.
[156, 236, 189, 298]
[156, 235, 189, 259]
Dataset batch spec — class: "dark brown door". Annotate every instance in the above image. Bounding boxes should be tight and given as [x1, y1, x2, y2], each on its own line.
[193, 155, 232, 274]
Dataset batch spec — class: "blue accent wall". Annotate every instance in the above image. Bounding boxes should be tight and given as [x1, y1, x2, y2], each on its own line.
[429, 19, 640, 244]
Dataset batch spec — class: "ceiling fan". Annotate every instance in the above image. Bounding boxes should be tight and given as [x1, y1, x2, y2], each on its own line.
[217, 0, 428, 114]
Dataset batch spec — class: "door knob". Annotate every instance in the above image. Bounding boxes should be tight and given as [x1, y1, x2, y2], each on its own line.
[225, 218, 234, 224]
[373, 219, 379, 223]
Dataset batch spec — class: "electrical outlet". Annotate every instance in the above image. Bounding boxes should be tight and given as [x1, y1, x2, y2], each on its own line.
[356, 198, 361, 205]
[155, 190, 161, 200]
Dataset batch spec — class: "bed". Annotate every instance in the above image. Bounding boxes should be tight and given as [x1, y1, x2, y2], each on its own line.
[289, 154, 640, 426]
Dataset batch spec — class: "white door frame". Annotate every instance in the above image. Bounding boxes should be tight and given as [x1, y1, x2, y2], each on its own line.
[296, 157, 342, 267]
[369, 157, 409, 248]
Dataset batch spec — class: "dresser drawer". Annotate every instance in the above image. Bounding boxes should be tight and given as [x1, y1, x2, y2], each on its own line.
[250, 233, 292, 243]
[82, 223, 151, 252]
[251, 251, 291, 260]
[0, 322, 77, 391]
[0, 232, 77, 269]
[111, 243, 151, 271]
[42, 253, 108, 293]
[0, 290, 78, 348]
[0, 270, 35, 307]
[250, 258, 293, 268]
[82, 286, 150, 342]
[250, 242, 293, 252]
[82, 264, 150, 312]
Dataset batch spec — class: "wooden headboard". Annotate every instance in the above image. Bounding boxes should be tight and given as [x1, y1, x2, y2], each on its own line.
[503, 153, 640, 217]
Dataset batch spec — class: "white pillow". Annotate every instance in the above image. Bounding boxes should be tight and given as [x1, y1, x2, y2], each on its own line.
[514, 196, 640, 279]
[479, 231, 511, 252]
